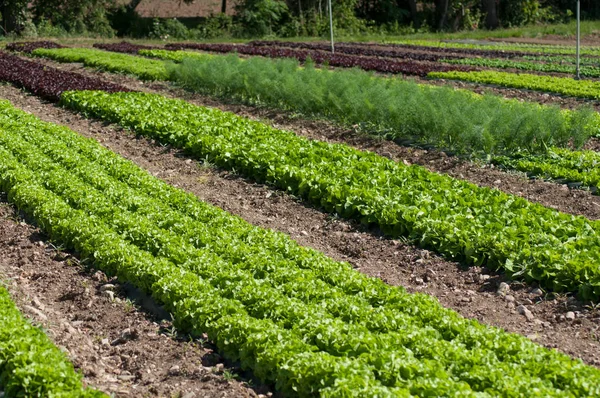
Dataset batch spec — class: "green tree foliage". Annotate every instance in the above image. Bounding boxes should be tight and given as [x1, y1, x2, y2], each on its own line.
[235, 0, 290, 36]
[1, 0, 599, 38]
[0, 0, 28, 35]
[32, 0, 115, 36]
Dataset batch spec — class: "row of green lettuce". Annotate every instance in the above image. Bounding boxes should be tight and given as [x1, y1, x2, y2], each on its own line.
[442, 57, 600, 78]
[428, 70, 600, 100]
[392, 39, 600, 57]
[2, 95, 600, 397]
[0, 285, 104, 397]
[32, 47, 598, 158]
[57, 89, 600, 301]
[33, 47, 169, 81]
[493, 147, 600, 193]
[521, 54, 600, 66]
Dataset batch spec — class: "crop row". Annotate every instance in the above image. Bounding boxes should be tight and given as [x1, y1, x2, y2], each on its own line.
[443, 57, 600, 78]
[93, 41, 157, 54]
[248, 40, 466, 62]
[163, 42, 476, 76]
[493, 148, 600, 194]
[0, 51, 130, 101]
[258, 39, 547, 59]
[56, 89, 600, 301]
[32, 47, 169, 81]
[428, 70, 600, 100]
[0, 281, 104, 396]
[169, 53, 595, 151]
[388, 39, 600, 57]
[522, 54, 600, 66]
[139, 48, 210, 62]
[6, 40, 64, 53]
[4, 92, 600, 396]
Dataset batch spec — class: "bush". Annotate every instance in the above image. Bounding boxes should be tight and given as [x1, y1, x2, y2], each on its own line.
[149, 17, 189, 40]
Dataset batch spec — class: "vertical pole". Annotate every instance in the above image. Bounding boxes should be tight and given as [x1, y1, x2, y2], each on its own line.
[576, 0, 581, 79]
[328, 0, 334, 54]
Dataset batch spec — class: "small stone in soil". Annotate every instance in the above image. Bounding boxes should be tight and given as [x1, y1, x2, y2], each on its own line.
[100, 284, 116, 292]
[31, 296, 45, 310]
[504, 295, 515, 303]
[92, 271, 108, 282]
[496, 282, 510, 296]
[517, 305, 535, 321]
[530, 288, 544, 297]
[566, 311, 576, 321]
[23, 305, 48, 321]
[103, 290, 115, 301]
[425, 268, 436, 281]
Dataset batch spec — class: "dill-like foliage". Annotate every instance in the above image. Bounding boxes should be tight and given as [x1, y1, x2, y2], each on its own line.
[167, 54, 594, 157]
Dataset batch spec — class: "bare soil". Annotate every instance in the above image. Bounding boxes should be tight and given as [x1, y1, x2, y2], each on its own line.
[1, 83, 599, 374]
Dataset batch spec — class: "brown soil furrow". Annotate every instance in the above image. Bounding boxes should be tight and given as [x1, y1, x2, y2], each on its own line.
[1, 84, 599, 369]
[0, 202, 270, 397]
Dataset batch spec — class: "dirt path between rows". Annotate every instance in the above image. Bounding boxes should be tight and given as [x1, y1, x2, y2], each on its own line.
[1, 83, 599, 371]
[0, 202, 271, 397]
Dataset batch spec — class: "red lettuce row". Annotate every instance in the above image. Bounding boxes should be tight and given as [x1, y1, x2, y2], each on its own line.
[93, 41, 158, 54]
[165, 42, 476, 76]
[6, 40, 65, 54]
[0, 51, 131, 102]
[249, 40, 466, 62]
[247, 39, 546, 59]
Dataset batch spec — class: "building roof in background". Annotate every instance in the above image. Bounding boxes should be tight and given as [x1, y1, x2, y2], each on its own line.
[134, 0, 238, 18]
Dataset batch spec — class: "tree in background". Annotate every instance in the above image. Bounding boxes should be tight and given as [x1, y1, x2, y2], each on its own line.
[0, 0, 598, 37]
[235, 0, 290, 36]
[32, 0, 115, 36]
[0, 0, 28, 35]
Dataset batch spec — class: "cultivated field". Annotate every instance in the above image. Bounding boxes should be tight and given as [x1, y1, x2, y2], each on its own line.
[1, 35, 600, 397]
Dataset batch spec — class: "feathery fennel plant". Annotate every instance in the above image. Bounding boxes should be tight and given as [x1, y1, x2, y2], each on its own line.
[167, 54, 593, 157]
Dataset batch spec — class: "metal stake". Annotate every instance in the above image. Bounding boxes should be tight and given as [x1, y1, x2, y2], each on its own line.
[328, 0, 334, 53]
[576, 0, 581, 80]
